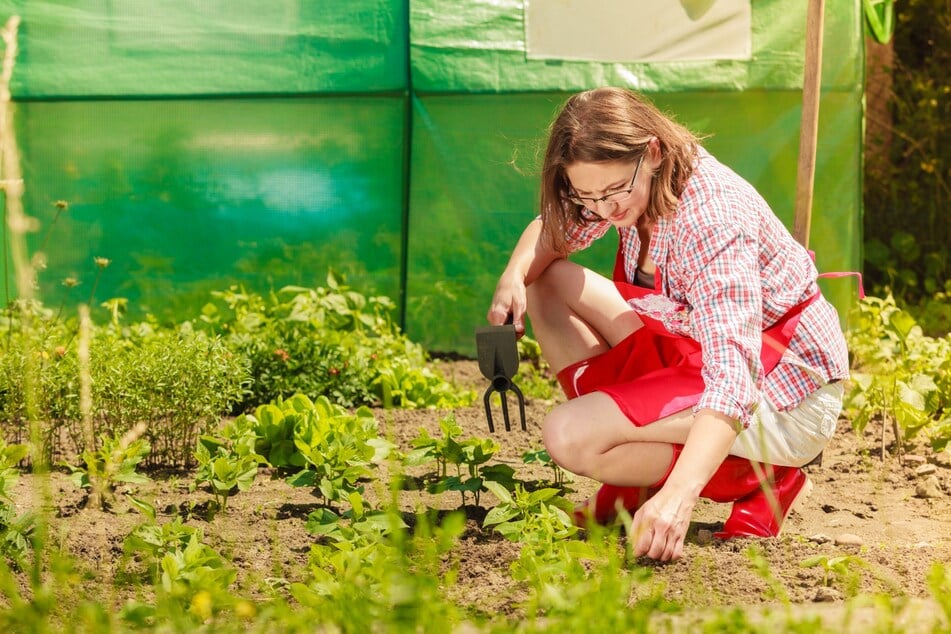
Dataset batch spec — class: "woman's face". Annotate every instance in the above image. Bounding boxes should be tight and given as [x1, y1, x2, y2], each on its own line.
[565, 155, 653, 228]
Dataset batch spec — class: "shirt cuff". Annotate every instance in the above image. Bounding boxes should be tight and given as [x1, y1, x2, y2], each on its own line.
[694, 389, 753, 429]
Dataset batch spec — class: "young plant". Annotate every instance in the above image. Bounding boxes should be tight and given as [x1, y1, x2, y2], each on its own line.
[193, 417, 266, 511]
[64, 425, 151, 511]
[0, 440, 34, 570]
[283, 394, 393, 509]
[482, 481, 577, 544]
[122, 513, 237, 623]
[522, 447, 570, 489]
[846, 295, 951, 451]
[405, 415, 514, 506]
[801, 553, 870, 597]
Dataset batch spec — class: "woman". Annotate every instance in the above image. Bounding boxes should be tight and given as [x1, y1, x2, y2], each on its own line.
[486, 87, 849, 562]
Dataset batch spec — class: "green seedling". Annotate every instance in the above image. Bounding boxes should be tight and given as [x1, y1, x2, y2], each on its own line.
[193, 418, 265, 511]
[405, 415, 514, 506]
[482, 481, 577, 544]
[801, 553, 869, 597]
[522, 447, 569, 488]
[64, 427, 151, 511]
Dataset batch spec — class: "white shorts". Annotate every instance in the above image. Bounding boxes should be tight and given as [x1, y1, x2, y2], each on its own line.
[729, 382, 845, 467]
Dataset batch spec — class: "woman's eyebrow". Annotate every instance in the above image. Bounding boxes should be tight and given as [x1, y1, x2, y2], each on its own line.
[573, 176, 629, 196]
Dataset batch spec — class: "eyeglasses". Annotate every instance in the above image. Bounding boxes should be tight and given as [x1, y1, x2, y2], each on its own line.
[567, 155, 644, 220]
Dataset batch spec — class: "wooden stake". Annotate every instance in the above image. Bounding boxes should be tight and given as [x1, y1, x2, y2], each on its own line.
[793, 0, 825, 249]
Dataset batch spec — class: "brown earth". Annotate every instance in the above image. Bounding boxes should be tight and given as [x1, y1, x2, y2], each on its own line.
[11, 360, 951, 626]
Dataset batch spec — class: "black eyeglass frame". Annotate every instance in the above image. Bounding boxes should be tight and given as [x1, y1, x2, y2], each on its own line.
[566, 155, 644, 221]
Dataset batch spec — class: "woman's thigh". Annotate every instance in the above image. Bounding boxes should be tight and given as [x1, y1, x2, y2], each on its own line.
[541, 392, 693, 470]
[527, 260, 643, 372]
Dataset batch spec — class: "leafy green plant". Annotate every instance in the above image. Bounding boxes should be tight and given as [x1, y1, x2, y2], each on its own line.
[63, 426, 151, 511]
[193, 417, 266, 511]
[522, 447, 570, 489]
[304, 491, 405, 547]
[0, 301, 250, 467]
[291, 509, 465, 632]
[121, 513, 237, 625]
[282, 394, 393, 509]
[404, 415, 515, 506]
[0, 440, 34, 570]
[201, 277, 474, 411]
[845, 295, 950, 451]
[482, 481, 577, 544]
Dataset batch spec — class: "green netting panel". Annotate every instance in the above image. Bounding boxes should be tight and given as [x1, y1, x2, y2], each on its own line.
[405, 91, 862, 356]
[10, 98, 406, 322]
[411, 0, 862, 93]
[1, 0, 407, 97]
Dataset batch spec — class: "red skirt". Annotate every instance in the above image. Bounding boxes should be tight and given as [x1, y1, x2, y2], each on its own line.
[556, 276, 816, 426]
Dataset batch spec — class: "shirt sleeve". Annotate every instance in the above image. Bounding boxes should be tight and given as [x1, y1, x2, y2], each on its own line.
[561, 216, 612, 253]
[681, 222, 763, 427]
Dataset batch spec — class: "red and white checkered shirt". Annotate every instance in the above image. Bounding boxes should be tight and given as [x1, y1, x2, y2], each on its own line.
[562, 148, 850, 426]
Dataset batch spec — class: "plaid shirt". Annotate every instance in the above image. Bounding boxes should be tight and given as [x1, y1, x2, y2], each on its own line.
[563, 148, 850, 426]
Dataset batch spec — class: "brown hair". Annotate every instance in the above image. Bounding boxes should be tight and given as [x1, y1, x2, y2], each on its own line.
[539, 87, 701, 253]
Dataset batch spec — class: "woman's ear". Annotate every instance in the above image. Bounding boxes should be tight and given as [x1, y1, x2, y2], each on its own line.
[648, 136, 662, 162]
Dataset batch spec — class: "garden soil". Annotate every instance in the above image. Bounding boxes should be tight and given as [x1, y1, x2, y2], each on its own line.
[13, 359, 951, 627]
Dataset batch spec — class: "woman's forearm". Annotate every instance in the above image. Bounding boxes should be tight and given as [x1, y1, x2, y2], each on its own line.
[664, 409, 739, 497]
[502, 217, 561, 287]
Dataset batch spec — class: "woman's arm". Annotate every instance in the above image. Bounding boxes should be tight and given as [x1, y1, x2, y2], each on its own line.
[630, 409, 737, 561]
[486, 217, 563, 334]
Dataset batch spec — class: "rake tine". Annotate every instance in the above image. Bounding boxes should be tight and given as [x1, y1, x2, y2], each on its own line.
[482, 385, 496, 433]
[509, 382, 527, 432]
[499, 388, 511, 432]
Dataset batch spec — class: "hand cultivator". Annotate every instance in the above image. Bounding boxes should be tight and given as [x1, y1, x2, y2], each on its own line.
[475, 323, 526, 432]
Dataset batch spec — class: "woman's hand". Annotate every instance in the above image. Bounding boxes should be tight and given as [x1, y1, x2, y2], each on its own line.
[630, 410, 738, 561]
[629, 484, 698, 561]
[486, 272, 527, 337]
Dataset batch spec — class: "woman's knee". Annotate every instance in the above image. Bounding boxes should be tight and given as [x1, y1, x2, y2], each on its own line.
[526, 260, 575, 316]
[541, 406, 591, 474]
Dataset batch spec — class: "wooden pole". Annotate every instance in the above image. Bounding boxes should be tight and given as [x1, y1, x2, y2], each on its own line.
[793, 0, 825, 249]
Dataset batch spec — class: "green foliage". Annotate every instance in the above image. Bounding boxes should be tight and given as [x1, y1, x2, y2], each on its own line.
[273, 394, 392, 508]
[63, 429, 151, 511]
[801, 554, 869, 597]
[202, 275, 475, 411]
[522, 446, 570, 488]
[845, 295, 950, 450]
[514, 335, 558, 401]
[193, 417, 266, 511]
[0, 440, 34, 570]
[482, 481, 577, 543]
[291, 510, 465, 631]
[863, 0, 948, 311]
[0, 300, 250, 467]
[404, 414, 515, 506]
[121, 515, 237, 625]
[927, 562, 951, 625]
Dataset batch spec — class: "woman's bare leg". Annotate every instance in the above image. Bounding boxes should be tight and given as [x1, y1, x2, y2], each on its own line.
[526, 259, 643, 372]
[542, 392, 694, 486]
[527, 259, 692, 487]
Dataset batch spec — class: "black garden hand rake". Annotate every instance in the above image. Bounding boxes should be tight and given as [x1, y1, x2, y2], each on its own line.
[475, 323, 526, 432]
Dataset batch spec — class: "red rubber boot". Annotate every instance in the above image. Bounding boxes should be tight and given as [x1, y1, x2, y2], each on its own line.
[572, 448, 810, 536]
[713, 465, 812, 539]
[572, 445, 764, 527]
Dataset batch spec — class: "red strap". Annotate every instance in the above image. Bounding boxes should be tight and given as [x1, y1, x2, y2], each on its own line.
[808, 249, 866, 299]
[760, 291, 820, 375]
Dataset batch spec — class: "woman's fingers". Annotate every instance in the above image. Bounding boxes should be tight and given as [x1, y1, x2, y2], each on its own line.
[630, 493, 691, 562]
